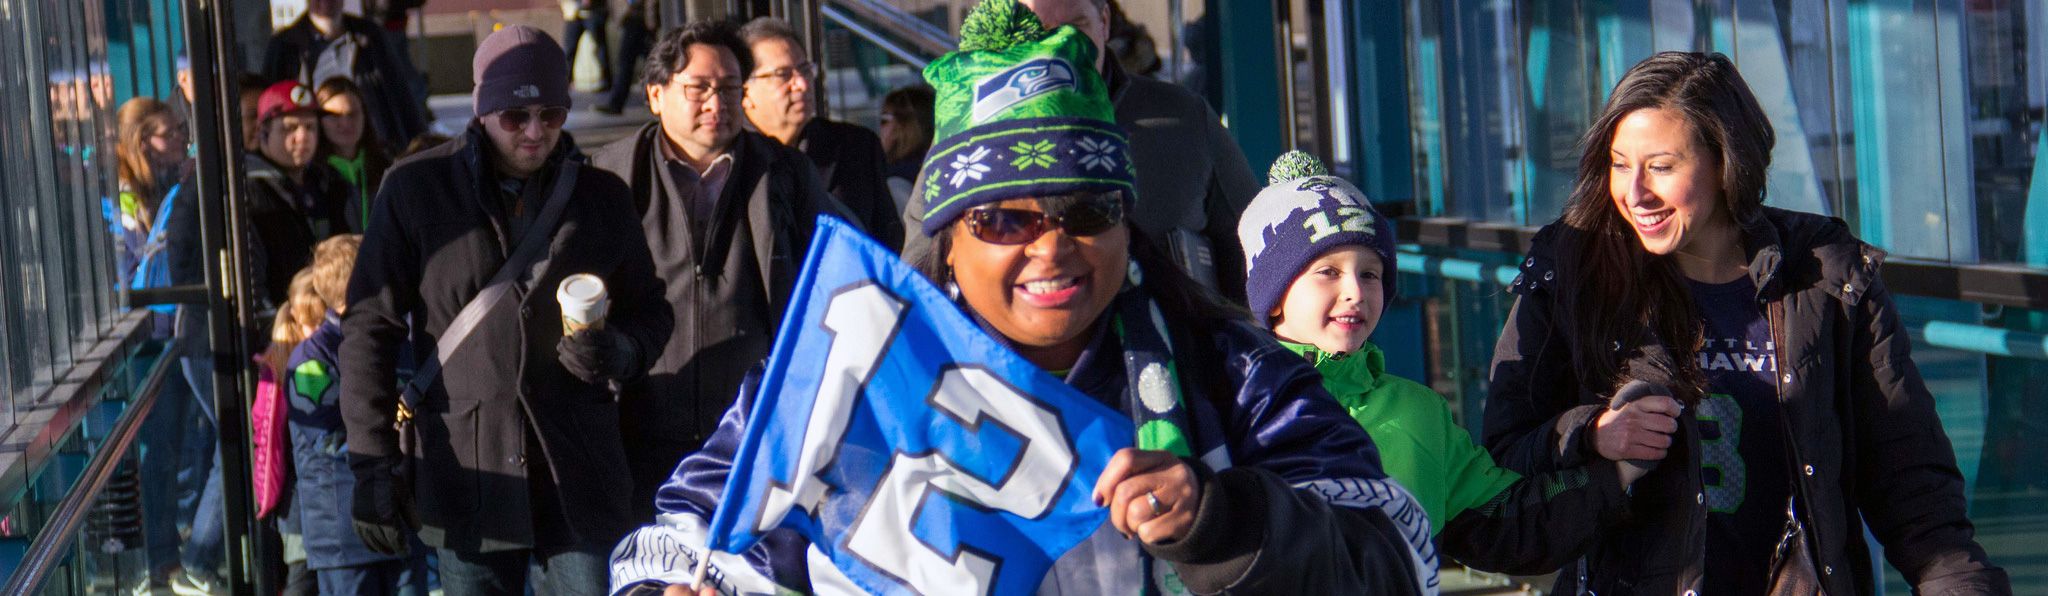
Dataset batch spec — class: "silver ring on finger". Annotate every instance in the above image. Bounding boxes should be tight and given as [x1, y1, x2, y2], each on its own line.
[1146, 491, 1164, 516]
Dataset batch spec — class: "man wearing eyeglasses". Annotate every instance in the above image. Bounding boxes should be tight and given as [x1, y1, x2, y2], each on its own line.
[588, 21, 854, 523]
[737, 17, 904, 252]
[340, 25, 672, 596]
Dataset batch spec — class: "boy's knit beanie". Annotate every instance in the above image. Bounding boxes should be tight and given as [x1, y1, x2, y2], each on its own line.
[1237, 151, 1398, 326]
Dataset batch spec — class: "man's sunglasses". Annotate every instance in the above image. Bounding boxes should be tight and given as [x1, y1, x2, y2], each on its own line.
[493, 106, 569, 132]
[962, 193, 1125, 245]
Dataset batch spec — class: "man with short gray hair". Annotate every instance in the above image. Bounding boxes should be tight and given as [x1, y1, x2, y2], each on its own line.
[739, 17, 903, 250]
[589, 21, 854, 521]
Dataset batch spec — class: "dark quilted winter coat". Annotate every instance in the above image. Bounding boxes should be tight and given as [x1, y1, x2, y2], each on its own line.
[1484, 207, 2007, 595]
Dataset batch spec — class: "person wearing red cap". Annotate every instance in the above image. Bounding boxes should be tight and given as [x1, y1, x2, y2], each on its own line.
[263, 0, 428, 153]
[246, 79, 356, 307]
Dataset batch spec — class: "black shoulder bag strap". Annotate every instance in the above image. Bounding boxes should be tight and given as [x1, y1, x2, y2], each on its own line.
[397, 160, 583, 420]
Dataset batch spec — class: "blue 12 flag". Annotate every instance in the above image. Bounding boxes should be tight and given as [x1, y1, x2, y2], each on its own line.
[702, 215, 1134, 596]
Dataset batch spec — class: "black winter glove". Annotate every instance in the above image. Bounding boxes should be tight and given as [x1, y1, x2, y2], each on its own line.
[558, 327, 643, 386]
[350, 455, 418, 555]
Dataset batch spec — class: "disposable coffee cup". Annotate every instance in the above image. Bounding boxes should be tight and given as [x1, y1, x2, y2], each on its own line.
[557, 274, 609, 335]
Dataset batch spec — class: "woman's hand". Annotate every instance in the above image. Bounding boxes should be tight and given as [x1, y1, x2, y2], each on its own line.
[1092, 448, 1202, 544]
[1593, 394, 1681, 463]
[662, 584, 714, 596]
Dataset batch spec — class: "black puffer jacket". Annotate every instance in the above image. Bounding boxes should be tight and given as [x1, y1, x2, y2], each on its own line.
[1484, 207, 2008, 594]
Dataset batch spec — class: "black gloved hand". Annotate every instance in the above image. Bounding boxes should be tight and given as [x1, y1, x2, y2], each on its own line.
[558, 327, 642, 386]
[350, 455, 418, 555]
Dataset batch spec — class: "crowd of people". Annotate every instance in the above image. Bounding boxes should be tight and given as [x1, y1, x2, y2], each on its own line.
[103, 0, 2012, 594]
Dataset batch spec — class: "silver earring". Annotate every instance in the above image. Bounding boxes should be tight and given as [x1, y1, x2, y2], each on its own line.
[946, 280, 961, 301]
[1126, 258, 1143, 286]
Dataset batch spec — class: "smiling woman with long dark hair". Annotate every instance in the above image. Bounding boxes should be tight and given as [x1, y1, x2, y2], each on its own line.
[1482, 51, 2008, 594]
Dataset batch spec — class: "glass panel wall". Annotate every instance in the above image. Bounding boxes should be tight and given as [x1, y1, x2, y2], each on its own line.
[1, 0, 178, 423]
[1400, 0, 2045, 256]
[1, 0, 207, 590]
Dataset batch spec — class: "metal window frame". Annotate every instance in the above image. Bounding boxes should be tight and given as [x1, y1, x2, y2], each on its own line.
[181, 0, 266, 591]
[1396, 216, 2048, 311]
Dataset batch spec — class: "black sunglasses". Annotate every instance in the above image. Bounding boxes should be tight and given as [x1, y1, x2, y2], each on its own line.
[962, 193, 1125, 245]
[493, 106, 569, 132]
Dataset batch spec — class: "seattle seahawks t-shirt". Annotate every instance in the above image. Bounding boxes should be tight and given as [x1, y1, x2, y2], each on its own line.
[1688, 276, 1790, 595]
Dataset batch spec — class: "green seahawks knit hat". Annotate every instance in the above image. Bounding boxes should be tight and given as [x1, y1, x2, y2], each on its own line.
[918, 0, 1136, 236]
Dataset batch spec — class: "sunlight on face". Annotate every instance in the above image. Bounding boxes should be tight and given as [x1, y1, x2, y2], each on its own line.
[319, 92, 364, 155]
[1271, 246, 1384, 355]
[649, 43, 743, 160]
[1607, 107, 1727, 257]
[946, 198, 1127, 369]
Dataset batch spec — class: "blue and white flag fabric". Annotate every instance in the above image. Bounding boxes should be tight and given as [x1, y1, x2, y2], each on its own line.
[702, 215, 1134, 596]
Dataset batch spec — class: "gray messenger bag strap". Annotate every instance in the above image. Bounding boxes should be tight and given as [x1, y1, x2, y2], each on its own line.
[393, 159, 583, 453]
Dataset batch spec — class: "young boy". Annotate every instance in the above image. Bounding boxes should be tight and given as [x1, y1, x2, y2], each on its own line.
[283, 235, 429, 594]
[1238, 151, 1636, 574]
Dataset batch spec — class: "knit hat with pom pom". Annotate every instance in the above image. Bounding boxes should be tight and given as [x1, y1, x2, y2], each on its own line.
[916, 0, 1135, 236]
[1236, 150, 1397, 326]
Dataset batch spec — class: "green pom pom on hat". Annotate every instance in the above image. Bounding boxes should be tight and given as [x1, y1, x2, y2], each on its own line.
[1267, 150, 1331, 185]
[957, 0, 1052, 52]
[1237, 151, 1399, 327]
[917, 0, 1135, 236]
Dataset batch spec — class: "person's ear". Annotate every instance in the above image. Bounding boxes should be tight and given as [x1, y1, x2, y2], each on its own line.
[644, 83, 664, 117]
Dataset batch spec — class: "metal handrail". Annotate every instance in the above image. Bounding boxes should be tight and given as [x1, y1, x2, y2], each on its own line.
[822, 0, 955, 60]
[1394, 249, 2048, 361]
[1396, 216, 2048, 310]
[821, 4, 934, 69]
[1, 340, 179, 594]
[126, 284, 211, 309]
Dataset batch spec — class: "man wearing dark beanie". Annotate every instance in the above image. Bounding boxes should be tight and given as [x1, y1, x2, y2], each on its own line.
[340, 24, 672, 596]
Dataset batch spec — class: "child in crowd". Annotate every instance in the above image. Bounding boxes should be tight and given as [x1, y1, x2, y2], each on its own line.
[260, 269, 326, 594]
[280, 235, 429, 595]
[1238, 151, 1636, 574]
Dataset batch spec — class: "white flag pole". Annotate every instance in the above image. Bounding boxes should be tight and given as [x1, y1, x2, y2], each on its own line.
[691, 537, 713, 593]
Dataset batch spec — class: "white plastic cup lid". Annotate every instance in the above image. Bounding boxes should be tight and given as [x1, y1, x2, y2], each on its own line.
[559, 274, 607, 304]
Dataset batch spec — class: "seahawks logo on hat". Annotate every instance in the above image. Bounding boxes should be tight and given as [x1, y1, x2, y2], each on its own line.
[971, 58, 1076, 123]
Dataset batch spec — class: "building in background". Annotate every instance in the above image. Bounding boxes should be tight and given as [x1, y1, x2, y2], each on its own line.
[1, 0, 2043, 593]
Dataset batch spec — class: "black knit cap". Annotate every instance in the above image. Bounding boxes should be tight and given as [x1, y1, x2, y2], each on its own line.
[472, 25, 572, 116]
